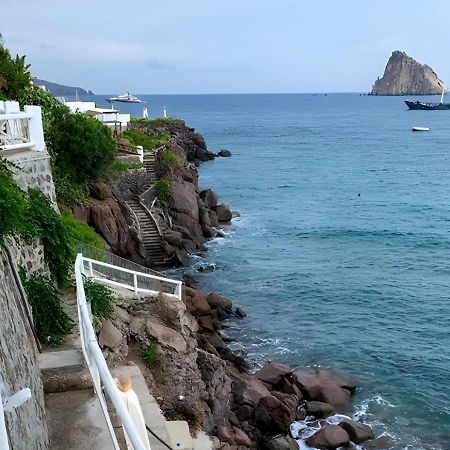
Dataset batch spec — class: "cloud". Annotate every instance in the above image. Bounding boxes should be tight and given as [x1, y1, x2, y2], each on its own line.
[145, 57, 173, 70]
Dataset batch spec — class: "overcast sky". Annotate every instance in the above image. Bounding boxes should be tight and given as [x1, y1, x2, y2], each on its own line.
[2, 0, 450, 94]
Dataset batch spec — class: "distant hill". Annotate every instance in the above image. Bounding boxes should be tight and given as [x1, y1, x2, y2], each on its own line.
[32, 77, 94, 96]
[370, 51, 447, 96]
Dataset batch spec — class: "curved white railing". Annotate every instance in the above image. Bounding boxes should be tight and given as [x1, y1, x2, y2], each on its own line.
[75, 254, 149, 450]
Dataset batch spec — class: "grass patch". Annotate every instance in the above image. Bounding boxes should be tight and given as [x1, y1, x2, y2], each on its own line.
[140, 344, 159, 367]
[84, 279, 115, 321]
[22, 274, 73, 346]
[130, 117, 184, 126]
[62, 213, 104, 250]
[162, 149, 183, 173]
[112, 161, 144, 173]
[122, 130, 169, 151]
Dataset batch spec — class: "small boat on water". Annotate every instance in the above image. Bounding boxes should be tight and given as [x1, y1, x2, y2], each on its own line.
[412, 127, 430, 132]
[405, 88, 450, 110]
[107, 92, 142, 104]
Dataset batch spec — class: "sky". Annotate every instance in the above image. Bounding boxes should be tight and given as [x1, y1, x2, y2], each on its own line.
[2, 0, 450, 95]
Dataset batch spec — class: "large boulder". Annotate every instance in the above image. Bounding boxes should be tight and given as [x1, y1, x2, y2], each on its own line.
[145, 321, 187, 353]
[182, 287, 211, 317]
[98, 320, 122, 350]
[227, 367, 271, 407]
[200, 189, 218, 209]
[264, 435, 298, 450]
[306, 425, 350, 449]
[363, 435, 395, 449]
[254, 393, 297, 433]
[215, 203, 232, 222]
[254, 362, 292, 386]
[339, 421, 374, 444]
[293, 367, 355, 412]
[206, 292, 232, 311]
[306, 401, 336, 419]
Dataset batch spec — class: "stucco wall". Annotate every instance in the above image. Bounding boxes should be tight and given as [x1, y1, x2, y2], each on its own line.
[0, 248, 48, 449]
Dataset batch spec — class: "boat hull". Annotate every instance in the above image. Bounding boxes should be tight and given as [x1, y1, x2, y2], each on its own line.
[107, 98, 142, 104]
[405, 100, 450, 110]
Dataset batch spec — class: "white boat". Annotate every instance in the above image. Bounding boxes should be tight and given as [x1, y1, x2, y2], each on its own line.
[107, 92, 142, 104]
[412, 127, 430, 132]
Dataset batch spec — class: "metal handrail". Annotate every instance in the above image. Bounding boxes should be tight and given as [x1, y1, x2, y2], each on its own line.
[75, 254, 148, 450]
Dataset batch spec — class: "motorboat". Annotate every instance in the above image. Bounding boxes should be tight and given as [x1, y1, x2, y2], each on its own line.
[107, 92, 142, 104]
[412, 127, 430, 132]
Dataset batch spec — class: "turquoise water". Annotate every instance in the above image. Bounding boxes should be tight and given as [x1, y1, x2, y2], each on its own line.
[90, 93, 450, 448]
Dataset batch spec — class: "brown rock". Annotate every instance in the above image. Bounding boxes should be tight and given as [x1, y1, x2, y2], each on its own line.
[339, 421, 374, 444]
[182, 286, 211, 317]
[233, 428, 252, 447]
[306, 425, 350, 449]
[255, 362, 292, 386]
[235, 307, 247, 318]
[207, 292, 233, 311]
[145, 321, 187, 353]
[198, 315, 216, 333]
[254, 394, 296, 433]
[217, 425, 234, 444]
[274, 377, 302, 397]
[216, 203, 232, 222]
[209, 210, 219, 227]
[236, 405, 253, 421]
[227, 410, 240, 426]
[90, 182, 111, 200]
[305, 401, 335, 419]
[265, 435, 298, 450]
[363, 435, 395, 449]
[229, 370, 271, 407]
[98, 320, 122, 350]
[200, 189, 218, 208]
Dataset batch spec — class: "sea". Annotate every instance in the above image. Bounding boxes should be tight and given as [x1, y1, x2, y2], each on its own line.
[83, 92, 450, 449]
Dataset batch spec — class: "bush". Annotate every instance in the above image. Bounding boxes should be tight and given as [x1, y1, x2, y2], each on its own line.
[53, 171, 89, 207]
[130, 117, 184, 125]
[22, 274, 73, 346]
[140, 344, 159, 367]
[155, 179, 171, 203]
[83, 279, 115, 321]
[62, 213, 104, 250]
[112, 161, 144, 173]
[122, 130, 169, 151]
[162, 149, 183, 173]
[46, 108, 117, 184]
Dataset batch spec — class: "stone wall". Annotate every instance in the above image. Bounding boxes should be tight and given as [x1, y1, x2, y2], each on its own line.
[0, 248, 48, 449]
[7, 150, 57, 207]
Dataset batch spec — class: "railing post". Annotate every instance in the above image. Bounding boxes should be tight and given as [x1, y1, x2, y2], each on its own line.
[133, 274, 138, 293]
[0, 392, 10, 450]
[88, 261, 93, 277]
[24, 105, 45, 151]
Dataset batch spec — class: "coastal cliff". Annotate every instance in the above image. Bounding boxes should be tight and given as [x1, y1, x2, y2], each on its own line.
[370, 51, 447, 95]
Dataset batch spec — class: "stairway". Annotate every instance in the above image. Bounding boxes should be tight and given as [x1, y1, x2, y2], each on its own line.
[126, 198, 166, 266]
[143, 151, 157, 182]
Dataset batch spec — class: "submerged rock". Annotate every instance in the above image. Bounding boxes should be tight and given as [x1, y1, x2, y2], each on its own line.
[217, 149, 232, 157]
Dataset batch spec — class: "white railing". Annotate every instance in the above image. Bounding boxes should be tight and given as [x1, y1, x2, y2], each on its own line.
[75, 254, 149, 450]
[81, 255, 182, 299]
[0, 391, 10, 450]
[0, 101, 45, 153]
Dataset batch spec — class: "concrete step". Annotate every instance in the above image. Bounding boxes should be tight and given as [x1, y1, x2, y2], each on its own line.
[45, 389, 115, 450]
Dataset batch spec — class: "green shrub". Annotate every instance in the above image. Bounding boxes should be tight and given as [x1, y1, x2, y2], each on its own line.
[155, 179, 171, 203]
[62, 213, 104, 250]
[140, 344, 159, 367]
[130, 117, 184, 125]
[22, 274, 73, 346]
[112, 161, 144, 173]
[83, 279, 115, 321]
[53, 171, 89, 207]
[27, 189, 75, 286]
[122, 130, 169, 151]
[162, 149, 183, 173]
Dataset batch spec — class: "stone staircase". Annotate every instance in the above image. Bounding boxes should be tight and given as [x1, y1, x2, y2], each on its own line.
[143, 151, 157, 182]
[126, 198, 167, 266]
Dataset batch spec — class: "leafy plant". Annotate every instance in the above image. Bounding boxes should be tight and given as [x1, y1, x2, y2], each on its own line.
[53, 171, 89, 207]
[154, 179, 171, 203]
[112, 161, 144, 173]
[130, 117, 184, 125]
[62, 213, 104, 250]
[140, 344, 159, 367]
[84, 279, 115, 320]
[122, 130, 169, 151]
[22, 273, 73, 346]
[27, 189, 75, 286]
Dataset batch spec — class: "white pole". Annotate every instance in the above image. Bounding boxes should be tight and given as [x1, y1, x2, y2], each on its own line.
[440, 87, 445, 104]
[163, 107, 167, 118]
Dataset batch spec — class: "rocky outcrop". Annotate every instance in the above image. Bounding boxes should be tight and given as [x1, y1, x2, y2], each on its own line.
[371, 50, 447, 95]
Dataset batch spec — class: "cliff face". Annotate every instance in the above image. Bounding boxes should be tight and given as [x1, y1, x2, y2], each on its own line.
[371, 51, 447, 95]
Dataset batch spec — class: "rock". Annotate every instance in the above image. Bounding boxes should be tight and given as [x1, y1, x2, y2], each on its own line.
[236, 405, 253, 421]
[235, 307, 247, 318]
[98, 320, 122, 350]
[217, 425, 234, 444]
[255, 362, 292, 385]
[339, 420, 374, 444]
[200, 189, 218, 209]
[209, 210, 219, 227]
[306, 425, 350, 449]
[233, 428, 252, 447]
[145, 321, 187, 353]
[215, 203, 232, 222]
[274, 377, 302, 397]
[164, 230, 183, 247]
[371, 50, 447, 95]
[217, 149, 232, 157]
[254, 393, 296, 433]
[228, 368, 271, 407]
[182, 286, 211, 317]
[362, 435, 395, 449]
[207, 292, 233, 311]
[226, 410, 240, 426]
[115, 306, 132, 324]
[305, 401, 335, 419]
[198, 315, 216, 333]
[293, 367, 355, 412]
[90, 182, 111, 200]
[264, 435, 298, 450]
